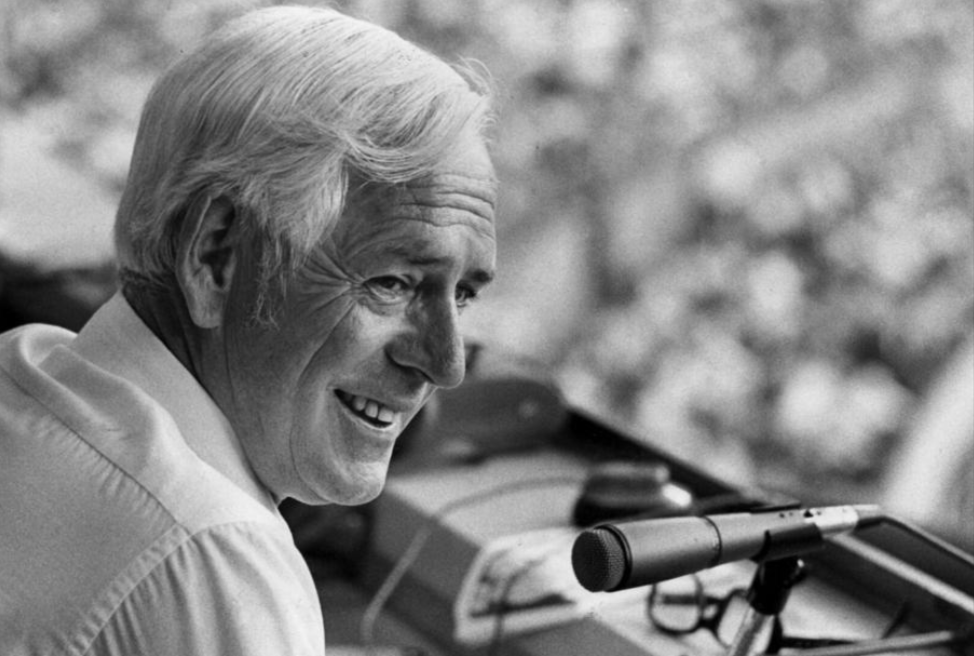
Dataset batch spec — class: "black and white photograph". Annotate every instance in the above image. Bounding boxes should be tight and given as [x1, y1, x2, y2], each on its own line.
[1, 1, 971, 654]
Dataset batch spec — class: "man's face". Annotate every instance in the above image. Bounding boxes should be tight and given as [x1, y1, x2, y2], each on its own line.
[220, 132, 497, 505]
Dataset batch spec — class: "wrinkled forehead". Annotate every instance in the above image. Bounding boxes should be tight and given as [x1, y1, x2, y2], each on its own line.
[425, 128, 498, 214]
[347, 132, 498, 234]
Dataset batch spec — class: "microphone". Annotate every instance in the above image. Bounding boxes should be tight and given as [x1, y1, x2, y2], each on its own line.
[572, 504, 883, 592]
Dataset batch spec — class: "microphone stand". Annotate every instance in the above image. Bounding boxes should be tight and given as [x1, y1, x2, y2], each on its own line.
[725, 557, 805, 656]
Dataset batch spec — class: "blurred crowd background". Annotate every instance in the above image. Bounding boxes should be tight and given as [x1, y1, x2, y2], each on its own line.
[1, 0, 971, 548]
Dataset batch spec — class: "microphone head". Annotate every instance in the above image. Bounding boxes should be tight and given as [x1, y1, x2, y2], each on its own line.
[572, 527, 627, 592]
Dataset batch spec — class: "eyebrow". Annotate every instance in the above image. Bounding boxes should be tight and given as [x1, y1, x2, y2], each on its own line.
[466, 268, 495, 284]
[384, 246, 495, 284]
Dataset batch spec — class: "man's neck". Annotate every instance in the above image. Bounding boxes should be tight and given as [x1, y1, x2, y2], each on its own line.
[123, 281, 206, 382]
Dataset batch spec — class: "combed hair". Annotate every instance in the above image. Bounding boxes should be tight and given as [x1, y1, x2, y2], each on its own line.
[114, 5, 493, 319]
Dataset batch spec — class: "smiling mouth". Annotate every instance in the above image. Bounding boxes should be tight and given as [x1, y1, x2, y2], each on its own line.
[335, 390, 397, 429]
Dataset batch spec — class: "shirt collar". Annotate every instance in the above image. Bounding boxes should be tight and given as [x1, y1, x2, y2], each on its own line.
[71, 293, 278, 513]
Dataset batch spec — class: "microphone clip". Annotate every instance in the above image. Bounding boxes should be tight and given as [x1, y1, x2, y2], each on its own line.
[752, 522, 826, 565]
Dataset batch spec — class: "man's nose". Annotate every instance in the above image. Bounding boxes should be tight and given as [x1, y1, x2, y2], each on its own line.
[391, 298, 466, 389]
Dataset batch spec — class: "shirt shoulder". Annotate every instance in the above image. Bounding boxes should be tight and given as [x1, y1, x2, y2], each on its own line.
[0, 322, 319, 656]
[87, 521, 325, 656]
[0, 319, 276, 530]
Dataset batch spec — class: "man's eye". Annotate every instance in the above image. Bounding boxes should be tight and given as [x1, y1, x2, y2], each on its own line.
[367, 276, 411, 299]
[455, 285, 480, 309]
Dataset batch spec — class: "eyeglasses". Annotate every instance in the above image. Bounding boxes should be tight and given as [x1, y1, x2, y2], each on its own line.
[646, 573, 902, 654]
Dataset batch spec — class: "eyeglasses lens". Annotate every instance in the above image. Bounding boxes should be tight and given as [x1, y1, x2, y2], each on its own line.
[651, 579, 776, 652]
[649, 576, 704, 633]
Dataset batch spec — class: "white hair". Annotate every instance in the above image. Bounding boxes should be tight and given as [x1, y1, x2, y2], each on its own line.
[114, 5, 492, 318]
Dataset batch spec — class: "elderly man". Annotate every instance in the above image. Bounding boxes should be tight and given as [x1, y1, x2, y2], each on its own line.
[0, 6, 497, 655]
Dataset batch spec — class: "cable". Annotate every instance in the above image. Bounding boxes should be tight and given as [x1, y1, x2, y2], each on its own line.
[359, 474, 585, 650]
[486, 551, 555, 656]
[487, 559, 531, 656]
[776, 629, 962, 656]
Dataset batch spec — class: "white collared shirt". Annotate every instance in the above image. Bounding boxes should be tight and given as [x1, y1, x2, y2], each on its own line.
[0, 294, 325, 655]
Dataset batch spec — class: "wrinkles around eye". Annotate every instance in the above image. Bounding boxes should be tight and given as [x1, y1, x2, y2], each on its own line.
[298, 246, 346, 284]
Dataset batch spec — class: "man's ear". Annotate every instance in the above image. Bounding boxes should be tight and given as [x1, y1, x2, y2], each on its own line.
[176, 194, 239, 329]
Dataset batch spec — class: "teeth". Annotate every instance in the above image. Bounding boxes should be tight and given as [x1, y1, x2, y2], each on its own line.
[339, 391, 396, 426]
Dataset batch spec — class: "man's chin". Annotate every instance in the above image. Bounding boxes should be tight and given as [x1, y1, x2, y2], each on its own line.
[330, 480, 386, 506]
[293, 466, 390, 506]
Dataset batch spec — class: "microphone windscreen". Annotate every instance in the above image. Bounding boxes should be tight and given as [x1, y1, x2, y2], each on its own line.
[572, 527, 627, 592]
